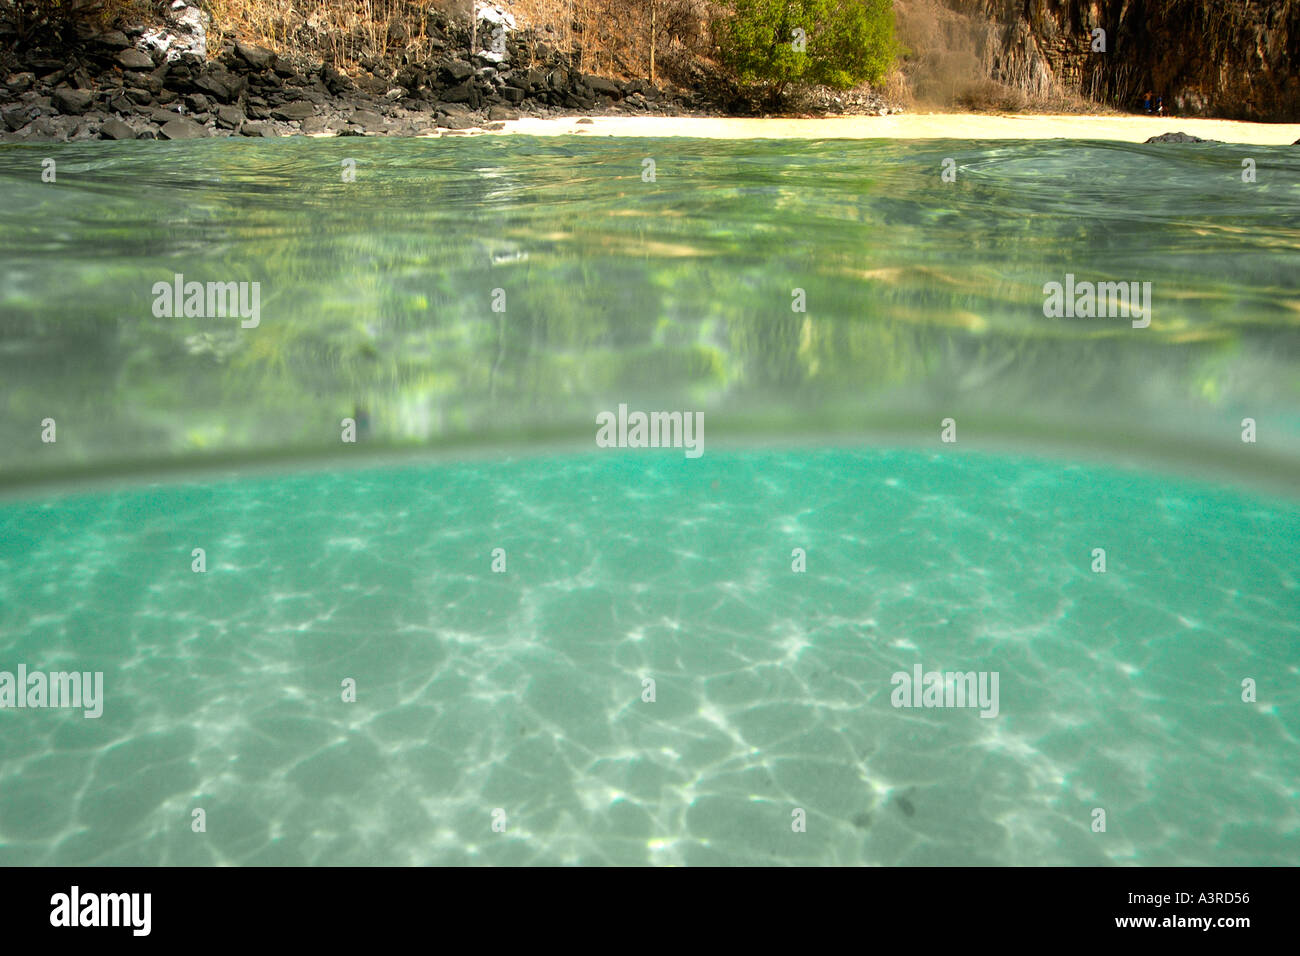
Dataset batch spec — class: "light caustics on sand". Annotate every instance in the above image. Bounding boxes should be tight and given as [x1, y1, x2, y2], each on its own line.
[0, 450, 1296, 865]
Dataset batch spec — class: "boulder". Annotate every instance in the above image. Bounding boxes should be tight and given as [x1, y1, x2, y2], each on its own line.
[71, 118, 102, 141]
[585, 74, 621, 97]
[116, 48, 155, 70]
[21, 116, 64, 141]
[321, 65, 353, 95]
[215, 104, 245, 128]
[130, 70, 164, 94]
[439, 115, 477, 130]
[2, 106, 31, 131]
[95, 31, 132, 51]
[441, 60, 474, 83]
[28, 58, 66, 75]
[160, 115, 208, 139]
[233, 41, 274, 71]
[6, 73, 36, 94]
[1144, 131, 1219, 144]
[271, 100, 315, 121]
[194, 66, 243, 102]
[51, 87, 94, 114]
[349, 108, 387, 132]
[441, 81, 475, 104]
[146, 105, 182, 123]
[99, 117, 137, 140]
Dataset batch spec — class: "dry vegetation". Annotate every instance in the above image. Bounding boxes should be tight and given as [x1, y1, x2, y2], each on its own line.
[195, 1, 722, 83]
[200, 1, 457, 67]
[510, 0, 717, 80]
[2, 1, 897, 104]
[2, 0, 153, 42]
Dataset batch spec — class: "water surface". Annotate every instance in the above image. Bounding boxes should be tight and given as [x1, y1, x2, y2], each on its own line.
[1, 136, 1297, 485]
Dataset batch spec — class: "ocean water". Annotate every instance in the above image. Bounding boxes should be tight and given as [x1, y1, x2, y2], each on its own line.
[0, 136, 1297, 865]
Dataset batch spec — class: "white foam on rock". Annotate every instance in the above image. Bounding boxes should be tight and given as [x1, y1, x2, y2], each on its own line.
[138, 2, 208, 63]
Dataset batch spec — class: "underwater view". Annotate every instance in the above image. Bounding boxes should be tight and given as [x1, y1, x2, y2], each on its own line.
[0, 136, 1297, 866]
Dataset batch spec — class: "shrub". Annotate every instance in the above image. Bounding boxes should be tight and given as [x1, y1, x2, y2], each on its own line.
[717, 0, 900, 105]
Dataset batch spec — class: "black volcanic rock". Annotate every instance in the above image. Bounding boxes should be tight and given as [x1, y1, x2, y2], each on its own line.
[2, 106, 31, 131]
[348, 108, 386, 132]
[441, 60, 473, 83]
[159, 115, 208, 139]
[234, 42, 274, 71]
[99, 116, 136, 139]
[215, 104, 245, 128]
[271, 100, 315, 121]
[116, 48, 154, 71]
[1144, 131, 1220, 143]
[51, 87, 93, 114]
[95, 31, 131, 50]
[585, 74, 621, 97]
[194, 65, 244, 102]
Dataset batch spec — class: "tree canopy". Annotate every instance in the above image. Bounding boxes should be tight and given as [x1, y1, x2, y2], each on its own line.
[718, 0, 900, 101]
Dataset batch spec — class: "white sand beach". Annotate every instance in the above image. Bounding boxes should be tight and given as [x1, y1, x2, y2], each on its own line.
[491, 112, 1300, 145]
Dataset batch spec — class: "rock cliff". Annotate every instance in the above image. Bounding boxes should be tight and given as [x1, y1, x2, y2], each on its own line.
[899, 0, 1299, 119]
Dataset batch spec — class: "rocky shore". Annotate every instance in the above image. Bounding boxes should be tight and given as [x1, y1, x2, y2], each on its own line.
[0, 5, 898, 143]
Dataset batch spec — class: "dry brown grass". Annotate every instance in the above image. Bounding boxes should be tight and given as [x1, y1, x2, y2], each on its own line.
[197, 0, 720, 80]
[2, 0, 155, 41]
[465, 0, 716, 80]
[200, 0, 468, 67]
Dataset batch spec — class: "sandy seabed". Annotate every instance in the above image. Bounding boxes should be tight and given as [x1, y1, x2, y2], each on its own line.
[489, 112, 1300, 145]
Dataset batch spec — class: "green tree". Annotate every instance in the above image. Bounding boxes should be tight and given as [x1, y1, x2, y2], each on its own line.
[718, 0, 900, 106]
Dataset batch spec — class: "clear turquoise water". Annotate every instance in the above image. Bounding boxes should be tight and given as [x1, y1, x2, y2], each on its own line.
[0, 136, 1297, 865]
[1, 137, 1298, 481]
[0, 450, 1296, 865]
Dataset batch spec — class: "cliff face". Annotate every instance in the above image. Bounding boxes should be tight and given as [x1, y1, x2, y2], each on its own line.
[900, 0, 1300, 120]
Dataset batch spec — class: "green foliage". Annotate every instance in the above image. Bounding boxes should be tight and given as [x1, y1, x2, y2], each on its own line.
[717, 0, 900, 99]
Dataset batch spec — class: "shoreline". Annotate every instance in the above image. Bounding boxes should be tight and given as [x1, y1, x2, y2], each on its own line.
[485, 113, 1300, 145]
[3, 31, 1295, 147]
